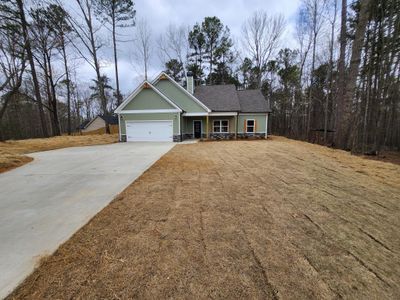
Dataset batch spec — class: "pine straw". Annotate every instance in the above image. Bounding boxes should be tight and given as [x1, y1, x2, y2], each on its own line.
[0, 134, 118, 173]
[7, 137, 400, 299]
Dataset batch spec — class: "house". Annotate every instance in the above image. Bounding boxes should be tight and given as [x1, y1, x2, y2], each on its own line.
[115, 72, 271, 142]
[81, 114, 118, 133]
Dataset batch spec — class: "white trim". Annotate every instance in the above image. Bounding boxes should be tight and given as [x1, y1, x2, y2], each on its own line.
[239, 113, 268, 116]
[238, 132, 266, 134]
[246, 119, 255, 133]
[212, 119, 229, 133]
[115, 80, 182, 113]
[182, 112, 208, 117]
[265, 113, 268, 139]
[119, 109, 180, 114]
[193, 119, 202, 138]
[118, 114, 122, 141]
[178, 112, 181, 136]
[126, 120, 173, 122]
[125, 120, 174, 142]
[209, 112, 238, 116]
[152, 72, 211, 112]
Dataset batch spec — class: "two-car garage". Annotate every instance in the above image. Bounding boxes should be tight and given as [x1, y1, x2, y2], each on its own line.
[125, 121, 173, 142]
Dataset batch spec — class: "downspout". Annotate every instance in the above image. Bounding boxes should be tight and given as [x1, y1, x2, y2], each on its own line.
[118, 114, 122, 142]
[235, 112, 239, 139]
[179, 112, 182, 142]
[206, 115, 209, 140]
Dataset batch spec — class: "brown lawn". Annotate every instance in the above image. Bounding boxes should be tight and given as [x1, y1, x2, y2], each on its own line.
[7, 137, 400, 299]
[0, 134, 118, 173]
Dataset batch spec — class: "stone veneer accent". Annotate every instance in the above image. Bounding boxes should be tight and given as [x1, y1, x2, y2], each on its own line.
[121, 133, 266, 142]
[208, 133, 236, 140]
[237, 133, 266, 139]
[173, 135, 182, 142]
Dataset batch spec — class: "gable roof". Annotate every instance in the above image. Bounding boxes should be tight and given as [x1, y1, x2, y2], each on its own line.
[79, 114, 118, 130]
[152, 72, 211, 112]
[99, 114, 118, 124]
[194, 84, 241, 112]
[115, 81, 182, 113]
[237, 90, 271, 113]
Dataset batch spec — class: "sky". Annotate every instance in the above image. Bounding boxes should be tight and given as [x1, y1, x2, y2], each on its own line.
[72, 0, 302, 95]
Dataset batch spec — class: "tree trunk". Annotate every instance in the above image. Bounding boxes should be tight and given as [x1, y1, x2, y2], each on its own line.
[111, 11, 122, 106]
[324, 0, 337, 145]
[85, 1, 110, 133]
[343, 0, 372, 150]
[46, 54, 61, 136]
[334, 0, 348, 148]
[61, 36, 72, 135]
[42, 52, 56, 135]
[306, 2, 318, 141]
[16, 0, 49, 137]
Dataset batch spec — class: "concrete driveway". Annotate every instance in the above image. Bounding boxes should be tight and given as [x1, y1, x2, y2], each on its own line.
[0, 142, 174, 298]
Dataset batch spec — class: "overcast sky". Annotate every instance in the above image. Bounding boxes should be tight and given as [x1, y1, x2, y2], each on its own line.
[73, 0, 302, 95]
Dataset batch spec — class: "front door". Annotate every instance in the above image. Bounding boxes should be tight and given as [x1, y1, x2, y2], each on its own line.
[193, 120, 202, 138]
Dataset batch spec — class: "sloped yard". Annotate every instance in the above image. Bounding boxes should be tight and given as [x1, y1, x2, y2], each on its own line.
[8, 137, 400, 299]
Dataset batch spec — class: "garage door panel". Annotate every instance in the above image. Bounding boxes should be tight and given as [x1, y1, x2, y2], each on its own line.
[126, 121, 173, 142]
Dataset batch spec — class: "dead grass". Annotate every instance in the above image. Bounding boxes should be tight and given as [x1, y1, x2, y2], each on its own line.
[7, 137, 400, 299]
[0, 134, 118, 173]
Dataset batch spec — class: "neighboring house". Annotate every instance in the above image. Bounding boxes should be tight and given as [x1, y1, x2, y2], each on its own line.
[115, 72, 271, 142]
[81, 114, 118, 133]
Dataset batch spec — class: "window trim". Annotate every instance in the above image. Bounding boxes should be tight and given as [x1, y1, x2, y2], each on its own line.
[213, 119, 229, 133]
[246, 119, 255, 133]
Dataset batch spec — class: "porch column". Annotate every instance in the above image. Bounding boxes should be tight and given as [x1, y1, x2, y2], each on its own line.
[206, 115, 209, 140]
[235, 113, 238, 139]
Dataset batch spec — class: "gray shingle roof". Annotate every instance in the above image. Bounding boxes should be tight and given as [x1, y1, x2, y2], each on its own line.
[99, 114, 118, 125]
[194, 84, 271, 113]
[237, 89, 271, 113]
[194, 84, 241, 111]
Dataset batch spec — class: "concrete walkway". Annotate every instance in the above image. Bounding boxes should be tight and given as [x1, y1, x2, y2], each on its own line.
[0, 142, 174, 299]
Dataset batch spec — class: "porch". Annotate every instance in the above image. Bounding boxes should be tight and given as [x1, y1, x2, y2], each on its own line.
[180, 113, 267, 141]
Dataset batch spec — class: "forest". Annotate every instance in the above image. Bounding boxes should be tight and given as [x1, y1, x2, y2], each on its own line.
[0, 0, 399, 153]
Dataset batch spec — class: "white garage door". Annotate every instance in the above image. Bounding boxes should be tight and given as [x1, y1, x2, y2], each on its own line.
[126, 121, 173, 142]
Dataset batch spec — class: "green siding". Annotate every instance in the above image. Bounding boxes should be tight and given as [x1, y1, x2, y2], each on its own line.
[183, 116, 236, 133]
[154, 80, 207, 113]
[238, 114, 267, 133]
[182, 117, 206, 134]
[120, 113, 179, 135]
[122, 88, 175, 110]
[208, 116, 236, 133]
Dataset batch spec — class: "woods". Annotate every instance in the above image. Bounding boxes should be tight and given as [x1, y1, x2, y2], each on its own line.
[0, 0, 398, 153]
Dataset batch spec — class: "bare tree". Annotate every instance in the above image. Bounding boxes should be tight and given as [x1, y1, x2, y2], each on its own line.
[132, 18, 152, 80]
[158, 23, 189, 74]
[241, 11, 285, 88]
[341, 0, 372, 150]
[334, 0, 348, 148]
[69, 0, 110, 132]
[16, 0, 49, 137]
[0, 23, 26, 130]
[324, 0, 338, 144]
[302, 0, 329, 140]
[94, 0, 136, 106]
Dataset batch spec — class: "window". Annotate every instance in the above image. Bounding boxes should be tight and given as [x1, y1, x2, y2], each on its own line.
[213, 120, 229, 133]
[246, 119, 255, 133]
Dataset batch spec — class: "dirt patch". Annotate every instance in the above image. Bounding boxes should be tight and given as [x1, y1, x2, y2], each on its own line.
[7, 137, 400, 299]
[0, 134, 118, 173]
